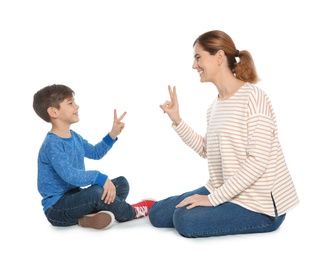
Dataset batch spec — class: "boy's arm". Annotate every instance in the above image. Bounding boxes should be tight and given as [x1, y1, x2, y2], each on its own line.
[81, 109, 126, 159]
[82, 132, 117, 160]
[46, 139, 108, 187]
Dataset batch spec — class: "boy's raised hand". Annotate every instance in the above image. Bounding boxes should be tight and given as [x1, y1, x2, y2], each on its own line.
[109, 109, 126, 139]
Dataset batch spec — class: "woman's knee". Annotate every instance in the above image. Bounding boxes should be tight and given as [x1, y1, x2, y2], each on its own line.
[148, 201, 175, 228]
[148, 202, 159, 227]
[173, 207, 196, 238]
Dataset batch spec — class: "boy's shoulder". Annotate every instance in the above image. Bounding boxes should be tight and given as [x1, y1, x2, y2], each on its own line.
[70, 129, 83, 140]
[41, 130, 84, 148]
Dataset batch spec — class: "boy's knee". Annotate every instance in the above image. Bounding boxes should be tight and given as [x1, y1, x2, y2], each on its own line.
[118, 176, 129, 186]
[114, 176, 129, 188]
[89, 185, 104, 200]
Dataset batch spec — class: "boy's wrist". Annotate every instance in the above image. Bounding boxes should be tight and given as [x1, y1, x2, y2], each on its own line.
[109, 132, 117, 140]
[103, 133, 118, 146]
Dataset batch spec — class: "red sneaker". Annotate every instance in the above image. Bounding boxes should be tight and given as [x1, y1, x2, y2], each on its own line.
[132, 199, 156, 218]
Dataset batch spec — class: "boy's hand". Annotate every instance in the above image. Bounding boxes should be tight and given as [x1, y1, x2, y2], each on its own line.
[101, 178, 116, 204]
[109, 109, 126, 139]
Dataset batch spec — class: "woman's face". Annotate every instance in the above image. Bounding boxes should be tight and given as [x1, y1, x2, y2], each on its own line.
[192, 43, 220, 83]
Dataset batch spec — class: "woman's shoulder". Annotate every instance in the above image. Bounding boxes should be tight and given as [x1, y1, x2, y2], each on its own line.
[243, 82, 270, 102]
[243, 82, 265, 95]
[244, 83, 275, 117]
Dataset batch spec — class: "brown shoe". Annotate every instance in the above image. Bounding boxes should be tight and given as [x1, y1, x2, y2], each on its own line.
[78, 211, 115, 230]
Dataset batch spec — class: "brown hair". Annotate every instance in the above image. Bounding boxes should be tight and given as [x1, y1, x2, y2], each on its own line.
[33, 84, 74, 122]
[193, 30, 259, 83]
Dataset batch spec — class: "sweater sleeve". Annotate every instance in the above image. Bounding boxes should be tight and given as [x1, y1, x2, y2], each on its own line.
[77, 131, 117, 160]
[172, 120, 207, 159]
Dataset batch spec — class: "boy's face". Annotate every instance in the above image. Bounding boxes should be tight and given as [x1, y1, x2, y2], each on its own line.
[56, 96, 80, 125]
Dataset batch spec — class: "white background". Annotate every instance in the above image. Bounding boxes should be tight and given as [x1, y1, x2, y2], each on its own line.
[1, 0, 323, 259]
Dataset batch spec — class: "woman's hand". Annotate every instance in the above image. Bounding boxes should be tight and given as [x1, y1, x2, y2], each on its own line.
[109, 109, 126, 139]
[176, 194, 212, 209]
[101, 178, 116, 204]
[160, 85, 182, 126]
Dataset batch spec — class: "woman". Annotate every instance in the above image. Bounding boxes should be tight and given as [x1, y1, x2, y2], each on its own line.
[148, 30, 299, 238]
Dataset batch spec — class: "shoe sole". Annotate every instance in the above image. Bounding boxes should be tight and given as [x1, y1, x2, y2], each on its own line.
[78, 211, 115, 230]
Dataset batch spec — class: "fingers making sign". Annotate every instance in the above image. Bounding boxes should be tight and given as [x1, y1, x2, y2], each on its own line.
[160, 85, 182, 126]
[109, 109, 127, 139]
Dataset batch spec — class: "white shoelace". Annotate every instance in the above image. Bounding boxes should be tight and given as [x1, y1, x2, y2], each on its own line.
[135, 206, 148, 218]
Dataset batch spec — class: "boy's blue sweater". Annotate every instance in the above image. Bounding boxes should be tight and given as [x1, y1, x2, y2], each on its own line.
[37, 130, 117, 212]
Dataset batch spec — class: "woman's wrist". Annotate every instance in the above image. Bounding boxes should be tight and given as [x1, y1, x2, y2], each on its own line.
[173, 118, 182, 126]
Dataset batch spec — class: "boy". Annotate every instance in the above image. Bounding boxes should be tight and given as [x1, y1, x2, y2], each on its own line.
[33, 84, 155, 230]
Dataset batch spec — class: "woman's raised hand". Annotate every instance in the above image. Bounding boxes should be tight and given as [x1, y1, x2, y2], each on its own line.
[160, 85, 182, 126]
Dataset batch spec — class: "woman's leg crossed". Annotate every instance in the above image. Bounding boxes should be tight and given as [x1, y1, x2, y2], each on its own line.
[173, 202, 286, 238]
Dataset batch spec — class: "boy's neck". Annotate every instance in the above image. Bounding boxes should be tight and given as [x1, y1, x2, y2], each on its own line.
[50, 125, 72, 138]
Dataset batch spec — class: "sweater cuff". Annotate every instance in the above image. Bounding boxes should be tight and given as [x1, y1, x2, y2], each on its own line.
[171, 119, 184, 130]
[103, 133, 118, 146]
[94, 173, 108, 187]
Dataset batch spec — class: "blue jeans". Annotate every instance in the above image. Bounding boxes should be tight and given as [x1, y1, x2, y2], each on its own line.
[149, 186, 285, 238]
[45, 176, 136, 227]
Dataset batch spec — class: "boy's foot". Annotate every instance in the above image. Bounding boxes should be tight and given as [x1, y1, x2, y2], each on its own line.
[78, 211, 115, 230]
[132, 199, 156, 219]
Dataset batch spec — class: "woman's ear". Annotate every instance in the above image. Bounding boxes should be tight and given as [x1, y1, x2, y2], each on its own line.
[216, 50, 225, 66]
[47, 107, 58, 119]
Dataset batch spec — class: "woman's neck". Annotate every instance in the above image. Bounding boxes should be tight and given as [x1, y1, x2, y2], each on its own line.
[214, 76, 246, 100]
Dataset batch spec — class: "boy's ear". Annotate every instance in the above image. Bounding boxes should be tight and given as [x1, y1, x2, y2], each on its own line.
[47, 107, 58, 119]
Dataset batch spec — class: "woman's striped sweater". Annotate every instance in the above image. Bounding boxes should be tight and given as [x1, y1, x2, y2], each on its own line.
[173, 83, 299, 217]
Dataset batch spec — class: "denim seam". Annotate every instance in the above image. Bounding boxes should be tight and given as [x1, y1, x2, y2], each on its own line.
[189, 220, 275, 237]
